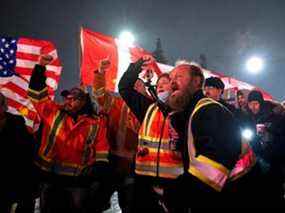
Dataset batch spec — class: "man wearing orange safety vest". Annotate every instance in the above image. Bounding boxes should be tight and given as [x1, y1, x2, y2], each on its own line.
[92, 59, 141, 212]
[28, 55, 110, 213]
[119, 56, 184, 212]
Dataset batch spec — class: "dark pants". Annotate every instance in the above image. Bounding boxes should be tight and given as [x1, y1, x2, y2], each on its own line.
[109, 154, 136, 213]
[40, 183, 88, 213]
[0, 185, 35, 213]
[229, 163, 285, 208]
[0, 191, 13, 213]
[175, 173, 232, 210]
[131, 175, 187, 213]
[0, 164, 38, 213]
[39, 162, 113, 213]
[227, 163, 267, 208]
[132, 175, 165, 213]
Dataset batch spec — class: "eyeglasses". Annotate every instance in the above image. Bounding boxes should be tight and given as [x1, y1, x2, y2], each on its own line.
[64, 96, 78, 101]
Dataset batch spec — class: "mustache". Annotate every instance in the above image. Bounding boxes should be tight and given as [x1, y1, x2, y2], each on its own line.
[171, 83, 179, 92]
[168, 89, 192, 111]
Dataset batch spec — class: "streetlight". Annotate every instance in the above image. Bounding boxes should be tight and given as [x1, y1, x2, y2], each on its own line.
[246, 56, 264, 74]
[118, 31, 135, 47]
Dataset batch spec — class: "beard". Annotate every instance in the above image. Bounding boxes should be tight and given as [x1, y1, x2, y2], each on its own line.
[168, 86, 193, 111]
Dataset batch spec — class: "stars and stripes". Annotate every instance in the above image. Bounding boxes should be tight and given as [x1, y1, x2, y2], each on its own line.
[0, 36, 62, 131]
[0, 37, 17, 77]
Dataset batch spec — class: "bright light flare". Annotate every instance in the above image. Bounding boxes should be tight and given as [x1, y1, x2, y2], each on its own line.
[246, 56, 264, 74]
[118, 31, 135, 47]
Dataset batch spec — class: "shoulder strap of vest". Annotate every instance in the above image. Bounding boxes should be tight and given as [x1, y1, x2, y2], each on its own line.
[187, 98, 231, 191]
[188, 98, 218, 159]
[142, 103, 159, 136]
[191, 97, 227, 119]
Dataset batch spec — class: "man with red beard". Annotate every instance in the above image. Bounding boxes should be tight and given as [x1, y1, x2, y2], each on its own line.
[168, 64, 241, 209]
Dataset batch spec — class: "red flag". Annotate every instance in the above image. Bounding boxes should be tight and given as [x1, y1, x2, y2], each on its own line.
[80, 28, 273, 100]
[80, 28, 162, 92]
[80, 29, 118, 91]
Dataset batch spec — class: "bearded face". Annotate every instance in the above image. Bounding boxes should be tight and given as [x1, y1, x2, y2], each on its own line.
[248, 100, 261, 115]
[168, 85, 193, 111]
[168, 65, 196, 111]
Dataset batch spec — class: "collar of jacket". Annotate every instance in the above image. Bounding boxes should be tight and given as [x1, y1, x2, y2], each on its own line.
[250, 101, 274, 123]
[157, 100, 171, 117]
[60, 109, 95, 123]
[186, 89, 205, 112]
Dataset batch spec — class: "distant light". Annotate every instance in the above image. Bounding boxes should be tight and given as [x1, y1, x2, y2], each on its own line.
[118, 31, 135, 47]
[242, 128, 254, 141]
[246, 56, 264, 74]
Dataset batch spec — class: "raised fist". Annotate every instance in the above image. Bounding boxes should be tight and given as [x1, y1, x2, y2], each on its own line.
[142, 55, 154, 65]
[142, 69, 154, 81]
[39, 54, 53, 66]
[98, 59, 111, 73]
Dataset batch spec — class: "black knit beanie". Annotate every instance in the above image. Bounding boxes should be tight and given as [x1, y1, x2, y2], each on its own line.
[248, 90, 264, 104]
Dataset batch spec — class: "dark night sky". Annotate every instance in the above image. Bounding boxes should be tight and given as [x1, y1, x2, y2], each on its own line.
[2, 0, 285, 100]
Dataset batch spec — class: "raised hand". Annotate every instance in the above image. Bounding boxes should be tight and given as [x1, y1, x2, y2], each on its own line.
[39, 54, 53, 66]
[98, 58, 111, 74]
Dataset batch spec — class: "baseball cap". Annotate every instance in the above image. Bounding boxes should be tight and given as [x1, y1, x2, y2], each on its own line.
[60, 87, 87, 101]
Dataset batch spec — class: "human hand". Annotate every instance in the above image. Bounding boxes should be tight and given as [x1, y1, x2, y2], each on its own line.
[39, 54, 53, 66]
[98, 58, 111, 74]
[142, 69, 154, 81]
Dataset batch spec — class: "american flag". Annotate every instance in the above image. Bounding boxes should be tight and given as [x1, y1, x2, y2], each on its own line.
[0, 36, 62, 131]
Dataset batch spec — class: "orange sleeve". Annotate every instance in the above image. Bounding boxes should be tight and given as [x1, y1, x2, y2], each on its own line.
[92, 72, 106, 107]
[87, 116, 109, 165]
[27, 87, 59, 123]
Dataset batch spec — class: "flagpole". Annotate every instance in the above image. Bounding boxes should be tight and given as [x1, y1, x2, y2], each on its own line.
[78, 26, 86, 91]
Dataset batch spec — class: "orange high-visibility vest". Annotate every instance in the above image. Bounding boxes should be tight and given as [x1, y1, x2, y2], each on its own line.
[104, 95, 140, 158]
[28, 87, 109, 176]
[136, 103, 183, 179]
[93, 72, 140, 159]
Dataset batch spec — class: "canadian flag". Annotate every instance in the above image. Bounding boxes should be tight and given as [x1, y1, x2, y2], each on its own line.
[80, 27, 272, 100]
[80, 28, 170, 92]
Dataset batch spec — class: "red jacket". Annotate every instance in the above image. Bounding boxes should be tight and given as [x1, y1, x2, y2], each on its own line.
[93, 72, 140, 159]
[28, 65, 109, 176]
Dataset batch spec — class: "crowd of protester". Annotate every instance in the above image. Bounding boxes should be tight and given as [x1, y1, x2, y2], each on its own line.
[1, 54, 285, 212]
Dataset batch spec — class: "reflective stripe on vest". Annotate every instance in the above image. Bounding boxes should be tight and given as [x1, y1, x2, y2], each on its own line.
[188, 98, 230, 192]
[137, 104, 183, 179]
[44, 111, 66, 156]
[52, 162, 82, 176]
[27, 87, 49, 102]
[95, 151, 109, 162]
[35, 151, 84, 176]
[82, 124, 99, 165]
[34, 154, 53, 172]
[136, 161, 184, 179]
